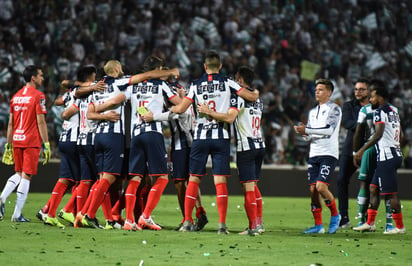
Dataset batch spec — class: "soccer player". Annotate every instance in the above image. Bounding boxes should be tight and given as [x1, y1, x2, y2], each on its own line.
[141, 76, 208, 231]
[197, 66, 265, 236]
[353, 80, 406, 234]
[170, 51, 259, 234]
[82, 59, 179, 228]
[337, 78, 370, 228]
[0, 65, 50, 222]
[121, 55, 182, 231]
[294, 78, 342, 234]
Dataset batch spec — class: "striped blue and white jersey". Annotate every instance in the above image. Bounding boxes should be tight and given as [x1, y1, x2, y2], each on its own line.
[186, 73, 244, 140]
[59, 89, 80, 143]
[91, 75, 129, 135]
[306, 101, 342, 159]
[76, 92, 98, 146]
[126, 79, 177, 137]
[374, 103, 402, 161]
[232, 92, 265, 151]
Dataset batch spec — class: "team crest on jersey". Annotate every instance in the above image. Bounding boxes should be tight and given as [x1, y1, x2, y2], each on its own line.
[40, 98, 46, 111]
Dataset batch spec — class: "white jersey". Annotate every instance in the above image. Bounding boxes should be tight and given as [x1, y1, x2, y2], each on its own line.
[59, 89, 79, 143]
[92, 75, 129, 135]
[126, 79, 177, 137]
[357, 103, 375, 141]
[232, 93, 265, 151]
[374, 103, 402, 161]
[306, 101, 342, 159]
[186, 73, 244, 140]
[76, 92, 98, 145]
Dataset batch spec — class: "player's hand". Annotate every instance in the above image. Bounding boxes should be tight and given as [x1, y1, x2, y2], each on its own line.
[105, 111, 121, 122]
[142, 111, 154, 122]
[92, 81, 106, 92]
[353, 150, 363, 167]
[197, 103, 211, 115]
[42, 142, 51, 165]
[176, 87, 186, 98]
[2, 143, 14, 165]
[169, 68, 180, 80]
[294, 123, 306, 135]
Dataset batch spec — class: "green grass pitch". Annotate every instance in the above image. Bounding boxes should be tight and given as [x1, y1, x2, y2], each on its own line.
[0, 193, 411, 265]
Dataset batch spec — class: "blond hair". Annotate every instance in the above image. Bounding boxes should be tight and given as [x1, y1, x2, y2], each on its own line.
[104, 60, 121, 75]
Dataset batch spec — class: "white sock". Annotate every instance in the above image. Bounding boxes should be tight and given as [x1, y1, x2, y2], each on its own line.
[12, 178, 30, 218]
[1, 173, 22, 203]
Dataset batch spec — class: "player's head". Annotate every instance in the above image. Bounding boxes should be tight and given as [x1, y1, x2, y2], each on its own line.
[314, 78, 333, 104]
[104, 60, 124, 78]
[77, 65, 97, 82]
[369, 79, 388, 109]
[204, 50, 222, 73]
[235, 66, 254, 88]
[143, 55, 164, 72]
[353, 77, 370, 102]
[23, 65, 44, 87]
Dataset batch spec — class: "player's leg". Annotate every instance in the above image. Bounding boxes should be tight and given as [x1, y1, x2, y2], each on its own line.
[0, 173, 21, 220]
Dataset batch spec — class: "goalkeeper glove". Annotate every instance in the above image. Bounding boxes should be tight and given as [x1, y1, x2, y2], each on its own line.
[2, 143, 14, 165]
[42, 142, 51, 165]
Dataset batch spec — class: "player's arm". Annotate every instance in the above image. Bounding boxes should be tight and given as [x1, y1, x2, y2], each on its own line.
[353, 122, 366, 152]
[130, 68, 179, 85]
[74, 81, 106, 97]
[94, 93, 126, 113]
[353, 123, 384, 166]
[87, 103, 120, 122]
[6, 113, 13, 145]
[61, 104, 79, 120]
[54, 95, 64, 106]
[305, 106, 341, 137]
[237, 88, 259, 102]
[170, 98, 192, 114]
[197, 103, 239, 124]
[36, 113, 49, 144]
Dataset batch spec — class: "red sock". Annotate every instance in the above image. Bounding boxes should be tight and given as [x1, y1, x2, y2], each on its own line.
[215, 183, 228, 224]
[142, 178, 168, 218]
[63, 185, 78, 214]
[81, 181, 99, 214]
[86, 179, 110, 219]
[196, 206, 206, 219]
[254, 185, 263, 224]
[42, 198, 51, 213]
[136, 185, 150, 218]
[76, 182, 90, 213]
[366, 209, 378, 225]
[392, 212, 404, 229]
[312, 207, 323, 225]
[244, 190, 257, 229]
[112, 194, 125, 218]
[102, 192, 113, 221]
[325, 198, 338, 216]
[184, 181, 199, 223]
[125, 180, 140, 222]
[48, 182, 68, 217]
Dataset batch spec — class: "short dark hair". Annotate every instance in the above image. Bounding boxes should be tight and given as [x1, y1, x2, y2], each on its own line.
[315, 78, 334, 92]
[354, 77, 370, 85]
[370, 79, 388, 99]
[236, 66, 254, 87]
[204, 50, 221, 69]
[23, 65, 41, 83]
[77, 65, 97, 82]
[143, 56, 164, 72]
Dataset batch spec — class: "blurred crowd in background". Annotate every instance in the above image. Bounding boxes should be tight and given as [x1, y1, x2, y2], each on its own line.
[1, 0, 412, 167]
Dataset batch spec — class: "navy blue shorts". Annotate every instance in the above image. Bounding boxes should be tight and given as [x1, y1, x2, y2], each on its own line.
[371, 156, 402, 195]
[129, 132, 168, 177]
[307, 156, 338, 185]
[189, 139, 230, 176]
[78, 144, 98, 182]
[94, 133, 125, 176]
[170, 148, 190, 181]
[58, 141, 80, 182]
[236, 148, 265, 183]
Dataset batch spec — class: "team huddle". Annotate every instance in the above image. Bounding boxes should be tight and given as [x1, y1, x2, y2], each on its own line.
[0, 51, 266, 236]
[0, 51, 406, 236]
